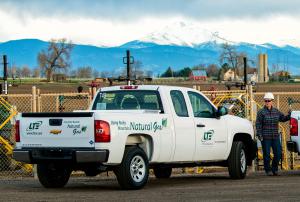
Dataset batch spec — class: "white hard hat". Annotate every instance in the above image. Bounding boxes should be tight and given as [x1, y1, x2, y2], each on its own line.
[264, 92, 274, 100]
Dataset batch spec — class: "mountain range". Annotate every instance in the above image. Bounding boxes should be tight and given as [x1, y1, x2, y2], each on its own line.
[0, 21, 299, 75]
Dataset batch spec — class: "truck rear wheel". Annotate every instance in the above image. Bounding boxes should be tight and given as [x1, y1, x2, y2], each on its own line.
[114, 147, 149, 190]
[228, 141, 247, 179]
[37, 163, 71, 188]
[153, 166, 172, 178]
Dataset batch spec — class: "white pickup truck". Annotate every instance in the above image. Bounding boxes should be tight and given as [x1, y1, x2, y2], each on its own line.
[13, 85, 257, 190]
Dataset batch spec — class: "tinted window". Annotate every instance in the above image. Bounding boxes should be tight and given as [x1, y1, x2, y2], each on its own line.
[170, 90, 188, 117]
[92, 90, 163, 112]
[188, 91, 215, 118]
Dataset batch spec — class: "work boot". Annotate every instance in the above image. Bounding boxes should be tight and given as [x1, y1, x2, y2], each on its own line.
[266, 172, 273, 176]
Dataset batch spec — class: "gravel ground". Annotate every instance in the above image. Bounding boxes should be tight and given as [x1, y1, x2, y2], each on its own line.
[1, 170, 300, 202]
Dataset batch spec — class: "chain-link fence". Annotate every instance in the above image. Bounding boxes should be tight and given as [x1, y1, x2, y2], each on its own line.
[252, 92, 300, 170]
[39, 93, 91, 112]
[0, 88, 94, 177]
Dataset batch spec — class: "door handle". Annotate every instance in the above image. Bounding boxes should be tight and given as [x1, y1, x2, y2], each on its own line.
[197, 124, 205, 127]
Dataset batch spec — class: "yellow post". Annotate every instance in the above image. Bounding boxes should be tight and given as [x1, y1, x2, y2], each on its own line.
[92, 87, 97, 99]
[32, 86, 36, 112]
[31, 86, 38, 178]
[249, 85, 254, 123]
[245, 85, 249, 119]
[55, 96, 59, 112]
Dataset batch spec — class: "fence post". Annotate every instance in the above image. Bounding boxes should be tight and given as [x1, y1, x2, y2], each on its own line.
[31, 86, 38, 179]
[249, 85, 254, 123]
[92, 87, 97, 99]
[277, 95, 280, 110]
[55, 96, 59, 112]
[245, 85, 249, 120]
[31, 86, 37, 112]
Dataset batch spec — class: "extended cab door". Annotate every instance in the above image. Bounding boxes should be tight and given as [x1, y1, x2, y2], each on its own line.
[168, 89, 196, 162]
[187, 91, 227, 161]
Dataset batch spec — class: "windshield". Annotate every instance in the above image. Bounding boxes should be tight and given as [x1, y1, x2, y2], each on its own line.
[92, 90, 164, 112]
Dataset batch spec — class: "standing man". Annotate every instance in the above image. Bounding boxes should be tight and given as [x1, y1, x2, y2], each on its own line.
[256, 92, 290, 176]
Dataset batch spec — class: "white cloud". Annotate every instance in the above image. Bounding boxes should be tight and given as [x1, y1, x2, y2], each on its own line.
[0, 1, 300, 46]
[0, 9, 181, 46]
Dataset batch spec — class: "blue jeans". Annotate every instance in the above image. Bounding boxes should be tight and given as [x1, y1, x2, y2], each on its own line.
[262, 139, 281, 173]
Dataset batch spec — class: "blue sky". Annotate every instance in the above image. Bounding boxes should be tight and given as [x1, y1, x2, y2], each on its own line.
[0, 0, 300, 46]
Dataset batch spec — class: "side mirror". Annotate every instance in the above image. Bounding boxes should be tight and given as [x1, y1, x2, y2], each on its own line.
[216, 106, 228, 117]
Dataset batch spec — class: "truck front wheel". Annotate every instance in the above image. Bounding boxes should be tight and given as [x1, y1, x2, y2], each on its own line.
[228, 141, 247, 179]
[153, 166, 172, 178]
[37, 163, 71, 188]
[114, 147, 149, 190]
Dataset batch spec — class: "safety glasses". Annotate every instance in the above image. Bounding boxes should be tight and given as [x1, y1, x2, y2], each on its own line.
[264, 100, 272, 103]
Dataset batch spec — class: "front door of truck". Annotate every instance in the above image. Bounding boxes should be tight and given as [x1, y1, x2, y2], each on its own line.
[187, 91, 227, 161]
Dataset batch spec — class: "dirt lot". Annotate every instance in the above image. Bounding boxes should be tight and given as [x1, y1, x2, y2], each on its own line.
[1, 170, 300, 201]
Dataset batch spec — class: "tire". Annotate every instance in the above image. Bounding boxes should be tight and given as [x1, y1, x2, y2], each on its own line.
[37, 163, 71, 188]
[228, 141, 247, 179]
[153, 166, 172, 179]
[114, 147, 149, 190]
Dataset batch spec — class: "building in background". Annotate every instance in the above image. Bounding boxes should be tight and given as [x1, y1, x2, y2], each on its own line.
[258, 54, 269, 83]
[223, 69, 238, 81]
[189, 70, 207, 81]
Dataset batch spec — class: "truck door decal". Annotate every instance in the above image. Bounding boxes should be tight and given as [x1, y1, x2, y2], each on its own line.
[201, 130, 215, 145]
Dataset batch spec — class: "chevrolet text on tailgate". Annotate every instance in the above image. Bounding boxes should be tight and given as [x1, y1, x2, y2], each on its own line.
[13, 85, 257, 190]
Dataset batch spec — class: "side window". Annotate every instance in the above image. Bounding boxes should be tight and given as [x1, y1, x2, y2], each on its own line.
[170, 90, 188, 117]
[188, 91, 215, 118]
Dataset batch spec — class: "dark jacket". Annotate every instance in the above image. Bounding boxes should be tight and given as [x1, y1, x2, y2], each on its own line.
[256, 106, 290, 140]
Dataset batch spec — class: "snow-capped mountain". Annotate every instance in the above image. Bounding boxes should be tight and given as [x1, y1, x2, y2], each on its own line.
[140, 21, 300, 49]
[140, 21, 227, 47]
[1, 37, 300, 75]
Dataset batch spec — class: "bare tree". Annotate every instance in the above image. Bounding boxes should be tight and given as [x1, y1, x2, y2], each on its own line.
[21, 66, 31, 78]
[77, 66, 92, 78]
[206, 64, 219, 77]
[145, 70, 153, 78]
[219, 43, 239, 80]
[100, 71, 110, 78]
[33, 68, 41, 78]
[9, 65, 17, 78]
[15, 67, 22, 78]
[132, 60, 144, 78]
[38, 38, 74, 81]
[92, 68, 100, 78]
[69, 69, 77, 78]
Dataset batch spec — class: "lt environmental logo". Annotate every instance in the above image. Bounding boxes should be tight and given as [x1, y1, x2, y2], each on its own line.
[202, 130, 214, 145]
[27, 121, 43, 131]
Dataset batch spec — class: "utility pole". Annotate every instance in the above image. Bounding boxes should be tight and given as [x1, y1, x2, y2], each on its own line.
[2, 55, 8, 95]
[243, 57, 247, 86]
[123, 50, 134, 85]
